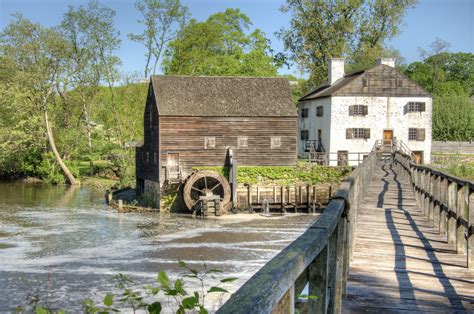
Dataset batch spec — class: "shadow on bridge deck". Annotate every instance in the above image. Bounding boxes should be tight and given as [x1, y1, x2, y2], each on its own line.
[342, 162, 474, 313]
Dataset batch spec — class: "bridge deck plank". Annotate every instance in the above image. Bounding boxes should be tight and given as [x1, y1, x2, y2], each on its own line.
[343, 163, 474, 313]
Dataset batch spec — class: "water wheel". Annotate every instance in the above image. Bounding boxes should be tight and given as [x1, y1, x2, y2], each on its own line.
[183, 170, 231, 212]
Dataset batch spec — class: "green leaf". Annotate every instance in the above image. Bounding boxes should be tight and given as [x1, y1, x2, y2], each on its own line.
[176, 306, 185, 314]
[207, 287, 229, 293]
[207, 268, 222, 273]
[35, 308, 49, 314]
[148, 302, 162, 314]
[104, 293, 114, 306]
[174, 279, 186, 295]
[220, 277, 238, 283]
[181, 296, 198, 309]
[158, 271, 170, 289]
[199, 306, 209, 314]
[178, 260, 186, 267]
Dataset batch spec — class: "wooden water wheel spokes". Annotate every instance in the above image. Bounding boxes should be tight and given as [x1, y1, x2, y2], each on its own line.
[183, 170, 231, 212]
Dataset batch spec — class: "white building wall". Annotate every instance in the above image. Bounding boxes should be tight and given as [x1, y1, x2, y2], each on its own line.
[298, 98, 331, 158]
[329, 96, 432, 165]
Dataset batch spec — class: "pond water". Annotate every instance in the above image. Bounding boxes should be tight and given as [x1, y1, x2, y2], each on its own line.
[0, 182, 318, 312]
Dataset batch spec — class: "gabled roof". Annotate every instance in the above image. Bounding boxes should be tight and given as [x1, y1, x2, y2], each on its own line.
[299, 64, 431, 102]
[150, 75, 296, 117]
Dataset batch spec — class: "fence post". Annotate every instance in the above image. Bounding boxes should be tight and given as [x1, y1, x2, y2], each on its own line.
[456, 185, 468, 255]
[447, 181, 457, 244]
[309, 245, 328, 313]
[428, 173, 434, 223]
[272, 285, 295, 314]
[468, 188, 474, 270]
[327, 225, 339, 313]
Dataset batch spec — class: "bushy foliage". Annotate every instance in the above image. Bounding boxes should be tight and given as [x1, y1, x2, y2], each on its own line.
[432, 96, 474, 141]
[194, 162, 350, 185]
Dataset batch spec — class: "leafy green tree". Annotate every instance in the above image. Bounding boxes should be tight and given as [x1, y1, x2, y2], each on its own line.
[433, 96, 474, 141]
[0, 14, 78, 184]
[162, 8, 279, 76]
[278, 0, 417, 87]
[128, 0, 189, 78]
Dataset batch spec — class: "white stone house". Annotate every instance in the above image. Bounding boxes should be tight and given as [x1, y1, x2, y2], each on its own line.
[298, 58, 432, 166]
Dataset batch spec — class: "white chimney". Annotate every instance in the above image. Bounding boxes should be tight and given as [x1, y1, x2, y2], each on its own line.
[376, 58, 396, 68]
[328, 58, 345, 85]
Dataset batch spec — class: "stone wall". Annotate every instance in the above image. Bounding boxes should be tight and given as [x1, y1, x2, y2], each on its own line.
[432, 141, 474, 154]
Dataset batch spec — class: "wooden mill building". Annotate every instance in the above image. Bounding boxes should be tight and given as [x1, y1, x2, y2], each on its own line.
[136, 75, 297, 203]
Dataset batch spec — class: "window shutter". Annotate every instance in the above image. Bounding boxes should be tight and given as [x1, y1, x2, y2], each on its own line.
[364, 128, 371, 139]
[420, 102, 426, 112]
[346, 128, 353, 139]
[403, 104, 407, 115]
[363, 105, 368, 115]
[349, 106, 354, 116]
[417, 128, 426, 141]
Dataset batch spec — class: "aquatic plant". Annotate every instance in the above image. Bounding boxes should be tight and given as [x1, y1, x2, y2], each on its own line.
[14, 261, 237, 314]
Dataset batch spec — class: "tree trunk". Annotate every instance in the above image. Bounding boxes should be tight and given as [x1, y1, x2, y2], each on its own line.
[44, 107, 79, 185]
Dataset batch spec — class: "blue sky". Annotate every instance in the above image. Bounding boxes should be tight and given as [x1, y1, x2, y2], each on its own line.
[1, 0, 473, 78]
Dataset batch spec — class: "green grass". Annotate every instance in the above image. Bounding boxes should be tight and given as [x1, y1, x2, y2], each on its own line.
[444, 163, 474, 180]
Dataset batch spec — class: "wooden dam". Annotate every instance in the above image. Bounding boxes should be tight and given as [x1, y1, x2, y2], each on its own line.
[217, 150, 474, 313]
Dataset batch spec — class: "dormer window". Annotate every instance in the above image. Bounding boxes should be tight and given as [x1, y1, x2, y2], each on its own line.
[362, 78, 369, 87]
[271, 137, 281, 149]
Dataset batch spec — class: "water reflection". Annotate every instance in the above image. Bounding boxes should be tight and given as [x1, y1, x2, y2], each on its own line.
[0, 182, 317, 312]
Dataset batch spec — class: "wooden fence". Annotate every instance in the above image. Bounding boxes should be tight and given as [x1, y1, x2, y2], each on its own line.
[394, 151, 474, 270]
[216, 152, 377, 314]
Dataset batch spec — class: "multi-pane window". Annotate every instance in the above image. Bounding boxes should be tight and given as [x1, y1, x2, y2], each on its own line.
[301, 108, 308, 118]
[408, 128, 426, 141]
[349, 105, 368, 116]
[316, 106, 324, 117]
[346, 128, 370, 139]
[238, 136, 248, 148]
[204, 137, 216, 149]
[404, 102, 426, 114]
[271, 136, 281, 149]
[301, 130, 309, 141]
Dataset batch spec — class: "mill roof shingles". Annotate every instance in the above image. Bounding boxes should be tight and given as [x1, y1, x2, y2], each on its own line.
[151, 75, 296, 117]
[299, 64, 431, 102]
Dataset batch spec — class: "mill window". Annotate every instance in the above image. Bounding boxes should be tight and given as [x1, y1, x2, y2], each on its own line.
[238, 136, 248, 148]
[346, 128, 370, 139]
[408, 128, 425, 141]
[204, 137, 216, 149]
[271, 136, 281, 149]
[316, 106, 324, 117]
[349, 105, 368, 116]
[301, 108, 308, 118]
[404, 102, 426, 114]
[301, 130, 309, 141]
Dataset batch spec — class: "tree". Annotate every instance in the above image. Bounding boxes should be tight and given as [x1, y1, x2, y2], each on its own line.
[162, 8, 279, 77]
[417, 38, 451, 94]
[433, 96, 474, 141]
[278, 0, 417, 87]
[128, 0, 189, 78]
[0, 14, 78, 184]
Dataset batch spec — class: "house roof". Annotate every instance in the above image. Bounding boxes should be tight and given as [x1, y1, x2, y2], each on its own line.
[299, 64, 431, 102]
[150, 75, 296, 117]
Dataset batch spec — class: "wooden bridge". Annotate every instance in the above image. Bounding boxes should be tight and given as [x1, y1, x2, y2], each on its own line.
[217, 151, 474, 313]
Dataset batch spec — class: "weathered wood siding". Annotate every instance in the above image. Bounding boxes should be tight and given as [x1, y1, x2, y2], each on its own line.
[158, 116, 297, 181]
[136, 86, 160, 182]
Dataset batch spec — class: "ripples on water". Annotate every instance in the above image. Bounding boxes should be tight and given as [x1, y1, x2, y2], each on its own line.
[0, 182, 318, 312]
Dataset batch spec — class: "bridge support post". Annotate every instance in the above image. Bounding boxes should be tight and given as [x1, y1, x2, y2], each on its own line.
[433, 175, 441, 230]
[447, 182, 457, 245]
[428, 174, 434, 224]
[440, 178, 448, 235]
[468, 189, 474, 270]
[309, 245, 328, 313]
[456, 186, 468, 255]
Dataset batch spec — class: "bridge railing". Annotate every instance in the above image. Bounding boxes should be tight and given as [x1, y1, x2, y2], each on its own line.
[217, 152, 378, 314]
[394, 151, 474, 270]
